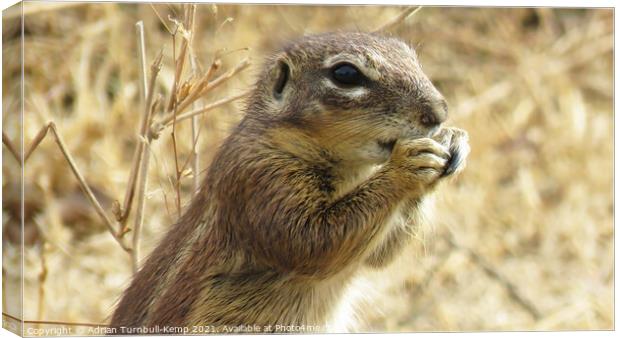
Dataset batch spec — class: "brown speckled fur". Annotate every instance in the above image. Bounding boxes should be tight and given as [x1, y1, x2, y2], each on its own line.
[109, 32, 469, 333]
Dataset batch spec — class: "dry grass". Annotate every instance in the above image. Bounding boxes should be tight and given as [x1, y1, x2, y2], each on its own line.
[2, 3, 613, 334]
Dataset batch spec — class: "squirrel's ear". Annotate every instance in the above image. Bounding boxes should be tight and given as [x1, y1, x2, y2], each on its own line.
[270, 54, 291, 100]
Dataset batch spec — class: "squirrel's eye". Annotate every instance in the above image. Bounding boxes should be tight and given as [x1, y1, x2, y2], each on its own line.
[331, 63, 366, 86]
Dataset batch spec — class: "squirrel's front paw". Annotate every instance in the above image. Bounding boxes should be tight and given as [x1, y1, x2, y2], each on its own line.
[389, 138, 451, 189]
[432, 127, 470, 177]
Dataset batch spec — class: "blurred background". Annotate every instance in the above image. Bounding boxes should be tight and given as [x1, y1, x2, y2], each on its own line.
[2, 2, 613, 334]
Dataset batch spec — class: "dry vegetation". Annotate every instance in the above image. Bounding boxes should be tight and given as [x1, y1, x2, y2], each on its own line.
[2, 3, 613, 334]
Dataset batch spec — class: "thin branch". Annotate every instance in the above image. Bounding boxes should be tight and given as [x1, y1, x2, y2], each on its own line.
[178, 120, 204, 180]
[373, 6, 422, 33]
[162, 89, 250, 127]
[21, 122, 130, 251]
[136, 21, 148, 105]
[173, 58, 250, 115]
[131, 95, 161, 273]
[167, 41, 188, 112]
[2, 131, 21, 163]
[167, 4, 198, 216]
[188, 4, 201, 192]
[115, 21, 150, 226]
[166, 3, 180, 21]
[166, 6, 195, 113]
[202, 58, 250, 91]
[170, 79, 181, 216]
[214, 46, 250, 59]
[204, 58, 222, 83]
[170, 135, 182, 217]
[165, 58, 220, 118]
[23, 124, 50, 163]
[214, 17, 234, 36]
[190, 82, 200, 191]
[445, 234, 542, 320]
[150, 4, 173, 35]
[119, 49, 164, 234]
[125, 49, 164, 272]
[168, 29, 183, 218]
[170, 105, 183, 218]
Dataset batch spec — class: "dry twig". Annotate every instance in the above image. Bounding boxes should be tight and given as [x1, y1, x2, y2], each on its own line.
[115, 20, 150, 227]
[150, 4, 174, 35]
[445, 234, 542, 320]
[2, 132, 20, 162]
[373, 6, 422, 33]
[161, 89, 250, 127]
[188, 5, 201, 192]
[166, 7, 190, 216]
[118, 48, 164, 237]
[19, 122, 130, 252]
[172, 58, 250, 116]
[131, 95, 162, 272]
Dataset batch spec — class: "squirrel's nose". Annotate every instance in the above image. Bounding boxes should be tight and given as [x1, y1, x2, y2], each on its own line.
[420, 98, 448, 127]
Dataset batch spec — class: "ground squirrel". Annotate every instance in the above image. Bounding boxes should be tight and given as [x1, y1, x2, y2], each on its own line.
[109, 32, 469, 333]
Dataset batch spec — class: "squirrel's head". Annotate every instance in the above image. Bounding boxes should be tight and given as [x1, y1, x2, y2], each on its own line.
[247, 32, 448, 164]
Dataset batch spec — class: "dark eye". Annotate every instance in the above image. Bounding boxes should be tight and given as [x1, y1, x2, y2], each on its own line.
[331, 63, 366, 86]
